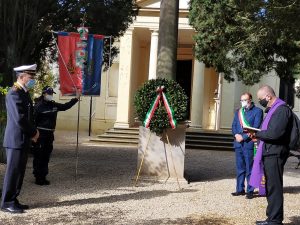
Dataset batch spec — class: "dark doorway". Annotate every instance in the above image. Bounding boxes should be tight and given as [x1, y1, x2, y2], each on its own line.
[279, 79, 295, 108]
[176, 60, 192, 119]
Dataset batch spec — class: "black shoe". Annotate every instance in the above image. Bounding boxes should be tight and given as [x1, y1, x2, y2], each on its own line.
[231, 191, 245, 196]
[256, 220, 269, 225]
[1, 205, 24, 214]
[35, 178, 50, 186]
[246, 192, 254, 199]
[15, 200, 29, 210]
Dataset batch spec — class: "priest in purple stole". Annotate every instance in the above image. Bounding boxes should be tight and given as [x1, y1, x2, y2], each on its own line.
[249, 85, 292, 225]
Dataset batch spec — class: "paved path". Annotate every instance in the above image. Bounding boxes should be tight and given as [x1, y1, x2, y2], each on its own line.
[0, 130, 299, 225]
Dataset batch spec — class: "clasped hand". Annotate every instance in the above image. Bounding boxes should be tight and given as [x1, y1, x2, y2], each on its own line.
[246, 130, 257, 142]
[31, 130, 40, 143]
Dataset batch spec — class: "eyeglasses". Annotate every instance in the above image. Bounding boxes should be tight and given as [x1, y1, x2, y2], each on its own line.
[240, 99, 249, 102]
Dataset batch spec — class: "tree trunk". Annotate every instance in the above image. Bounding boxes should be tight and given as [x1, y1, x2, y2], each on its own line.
[156, 0, 179, 80]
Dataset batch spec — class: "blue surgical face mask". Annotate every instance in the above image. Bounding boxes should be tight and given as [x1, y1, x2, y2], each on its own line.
[25, 79, 36, 89]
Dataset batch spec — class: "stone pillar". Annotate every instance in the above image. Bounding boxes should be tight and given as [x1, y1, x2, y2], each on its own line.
[190, 60, 205, 128]
[214, 73, 223, 130]
[114, 29, 134, 128]
[148, 30, 159, 80]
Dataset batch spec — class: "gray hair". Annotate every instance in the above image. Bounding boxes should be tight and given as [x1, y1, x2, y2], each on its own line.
[258, 85, 276, 97]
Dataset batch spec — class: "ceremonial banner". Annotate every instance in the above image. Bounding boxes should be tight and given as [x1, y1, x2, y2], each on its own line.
[58, 32, 104, 96]
[82, 34, 104, 95]
[58, 32, 83, 95]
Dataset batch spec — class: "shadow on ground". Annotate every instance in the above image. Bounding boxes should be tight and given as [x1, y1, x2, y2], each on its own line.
[135, 214, 235, 225]
[285, 216, 300, 225]
[284, 185, 300, 194]
[184, 149, 236, 183]
[31, 189, 197, 209]
[0, 214, 235, 225]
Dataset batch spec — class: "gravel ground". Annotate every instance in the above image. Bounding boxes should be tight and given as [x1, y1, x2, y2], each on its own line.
[0, 130, 299, 225]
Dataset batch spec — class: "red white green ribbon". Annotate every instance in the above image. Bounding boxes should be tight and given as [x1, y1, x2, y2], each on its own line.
[238, 108, 250, 127]
[238, 107, 257, 154]
[143, 86, 177, 129]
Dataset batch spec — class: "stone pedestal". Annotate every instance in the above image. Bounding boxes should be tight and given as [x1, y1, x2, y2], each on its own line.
[136, 125, 187, 182]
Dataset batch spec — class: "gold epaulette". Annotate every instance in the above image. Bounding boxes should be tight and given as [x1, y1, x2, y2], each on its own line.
[12, 82, 22, 91]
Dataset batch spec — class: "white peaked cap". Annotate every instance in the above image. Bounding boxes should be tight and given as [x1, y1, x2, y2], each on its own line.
[13, 64, 37, 72]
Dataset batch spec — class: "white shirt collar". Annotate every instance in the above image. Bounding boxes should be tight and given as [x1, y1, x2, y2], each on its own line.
[17, 81, 28, 92]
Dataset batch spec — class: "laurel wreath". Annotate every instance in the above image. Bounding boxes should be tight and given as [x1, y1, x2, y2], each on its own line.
[134, 78, 188, 134]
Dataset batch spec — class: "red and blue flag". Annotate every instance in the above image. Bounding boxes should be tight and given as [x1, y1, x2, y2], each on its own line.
[57, 32, 104, 96]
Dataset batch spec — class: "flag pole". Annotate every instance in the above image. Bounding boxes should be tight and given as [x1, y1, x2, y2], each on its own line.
[75, 94, 81, 181]
[88, 96, 92, 136]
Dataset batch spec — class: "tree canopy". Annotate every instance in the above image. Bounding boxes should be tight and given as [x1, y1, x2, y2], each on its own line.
[189, 0, 300, 85]
[0, 0, 138, 85]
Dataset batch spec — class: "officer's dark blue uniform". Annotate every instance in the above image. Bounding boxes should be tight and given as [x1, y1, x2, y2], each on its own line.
[1, 64, 38, 213]
[232, 102, 263, 195]
[33, 86, 78, 185]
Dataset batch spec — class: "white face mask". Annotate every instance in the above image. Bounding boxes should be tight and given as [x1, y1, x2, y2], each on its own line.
[241, 100, 248, 108]
[44, 95, 53, 101]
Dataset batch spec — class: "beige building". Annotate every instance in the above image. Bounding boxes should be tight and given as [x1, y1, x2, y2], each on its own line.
[55, 0, 300, 134]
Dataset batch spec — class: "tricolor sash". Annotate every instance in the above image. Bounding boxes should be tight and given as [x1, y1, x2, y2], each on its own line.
[238, 107, 258, 154]
[238, 107, 250, 128]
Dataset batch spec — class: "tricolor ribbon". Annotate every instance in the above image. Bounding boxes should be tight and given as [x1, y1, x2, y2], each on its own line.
[238, 107, 257, 153]
[143, 86, 177, 129]
[238, 107, 250, 127]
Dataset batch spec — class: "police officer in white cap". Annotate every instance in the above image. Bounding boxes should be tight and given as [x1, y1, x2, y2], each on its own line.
[1, 64, 39, 213]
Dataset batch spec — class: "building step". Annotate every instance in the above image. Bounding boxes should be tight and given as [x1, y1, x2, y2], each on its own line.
[90, 137, 138, 144]
[97, 134, 139, 140]
[185, 144, 233, 151]
[186, 135, 233, 143]
[106, 129, 139, 135]
[186, 139, 233, 147]
[90, 127, 235, 151]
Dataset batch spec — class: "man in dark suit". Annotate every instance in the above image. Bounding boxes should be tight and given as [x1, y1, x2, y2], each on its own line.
[1, 64, 39, 214]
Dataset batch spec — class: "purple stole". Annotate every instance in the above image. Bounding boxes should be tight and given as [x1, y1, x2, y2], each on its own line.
[249, 98, 285, 195]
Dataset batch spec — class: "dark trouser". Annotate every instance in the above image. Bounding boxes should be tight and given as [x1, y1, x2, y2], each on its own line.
[33, 133, 54, 180]
[235, 147, 254, 193]
[263, 155, 288, 224]
[1, 148, 28, 208]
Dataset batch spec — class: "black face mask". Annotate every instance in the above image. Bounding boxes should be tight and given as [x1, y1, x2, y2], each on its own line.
[259, 98, 269, 108]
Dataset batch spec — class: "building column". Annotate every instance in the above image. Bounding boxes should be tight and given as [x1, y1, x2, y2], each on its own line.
[148, 30, 159, 80]
[214, 73, 223, 130]
[114, 29, 134, 128]
[190, 60, 205, 128]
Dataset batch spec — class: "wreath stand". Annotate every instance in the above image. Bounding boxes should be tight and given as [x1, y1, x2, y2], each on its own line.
[134, 124, 187, 189]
